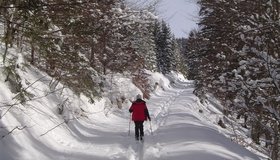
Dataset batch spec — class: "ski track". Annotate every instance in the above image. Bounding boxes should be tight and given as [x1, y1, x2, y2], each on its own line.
[140, 81, 194, 160]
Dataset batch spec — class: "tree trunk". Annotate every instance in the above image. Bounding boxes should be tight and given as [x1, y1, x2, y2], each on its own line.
[31, 43, 35, 65]
[90, 45, 95, 66]
[3, 20, 11, 63]
[251, 120, 261, 145]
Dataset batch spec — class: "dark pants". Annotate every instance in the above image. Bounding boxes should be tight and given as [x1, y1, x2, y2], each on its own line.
[134, 121, 144, 138]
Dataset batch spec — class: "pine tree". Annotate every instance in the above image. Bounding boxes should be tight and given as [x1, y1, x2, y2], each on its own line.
[153, 20, 163, 73]
[153, 20, 175, 74]
[160, 21, 173, 74]
[175, 38, 188, 76]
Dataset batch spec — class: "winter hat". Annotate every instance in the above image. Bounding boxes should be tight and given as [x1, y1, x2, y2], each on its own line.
[136, 94, 142, 100]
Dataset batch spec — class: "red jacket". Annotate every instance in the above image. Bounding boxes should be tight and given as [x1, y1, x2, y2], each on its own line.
[129, 99, 150, 121]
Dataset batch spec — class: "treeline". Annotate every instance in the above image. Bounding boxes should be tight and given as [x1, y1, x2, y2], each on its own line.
[185, 0, 280, 159]
[0, 0, 186, 100]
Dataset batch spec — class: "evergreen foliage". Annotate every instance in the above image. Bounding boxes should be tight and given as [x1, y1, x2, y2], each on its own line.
[153, 20, 185, 75]
[186, 1, 280, 159]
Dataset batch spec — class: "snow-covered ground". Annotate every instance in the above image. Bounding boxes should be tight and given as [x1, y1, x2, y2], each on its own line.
[0, 54, 267, 160]
[143, 81, 260, 160]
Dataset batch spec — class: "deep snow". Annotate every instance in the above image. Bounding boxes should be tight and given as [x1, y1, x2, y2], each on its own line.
[0, 56, 266, 160]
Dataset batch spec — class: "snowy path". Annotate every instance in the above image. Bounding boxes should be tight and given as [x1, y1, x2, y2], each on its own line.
[0, 80, 262, 160]
[120, 81, 260, 160]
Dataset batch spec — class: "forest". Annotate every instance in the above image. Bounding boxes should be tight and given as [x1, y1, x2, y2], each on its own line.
[186, 1, 280, 159]
[0, 0, 279, 159]
[0, 0, 186, 101]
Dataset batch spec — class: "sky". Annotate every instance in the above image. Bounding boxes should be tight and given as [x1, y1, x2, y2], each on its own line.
[157, 0, 199, 38]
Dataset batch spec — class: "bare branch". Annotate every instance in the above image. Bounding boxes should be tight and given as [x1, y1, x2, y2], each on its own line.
[39, 121, 65, 137]
[1, 126, 27, 139]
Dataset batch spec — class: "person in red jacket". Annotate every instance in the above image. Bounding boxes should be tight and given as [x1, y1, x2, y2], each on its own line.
[129, 94, 151, 141]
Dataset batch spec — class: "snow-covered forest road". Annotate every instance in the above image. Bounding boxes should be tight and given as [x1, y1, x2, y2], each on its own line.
[0, 76, 262, 160]
[127, 81, 260, 160]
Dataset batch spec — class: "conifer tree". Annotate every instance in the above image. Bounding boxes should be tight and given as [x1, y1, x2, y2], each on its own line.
[153, 20, 162, 72]
[160, 21, 173, 74]
[191, 1, 280, 159]
[153, 20, 176, 74]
